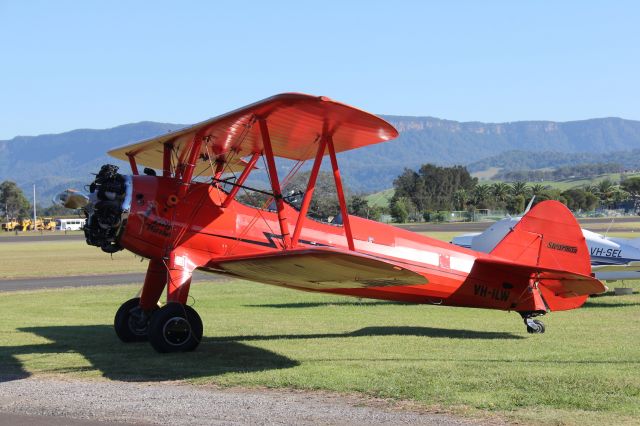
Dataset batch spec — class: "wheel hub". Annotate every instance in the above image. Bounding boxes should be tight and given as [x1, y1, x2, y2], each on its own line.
[162, 316, 192, 346]
[127, 307, 150, 336]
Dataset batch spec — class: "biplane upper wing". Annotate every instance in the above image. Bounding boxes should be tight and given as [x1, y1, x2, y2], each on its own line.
[108, 93, 398, 176]
[211, 248, 428, 290]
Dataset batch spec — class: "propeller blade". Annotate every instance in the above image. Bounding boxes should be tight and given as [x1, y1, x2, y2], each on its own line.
[53, 189, 90, 209]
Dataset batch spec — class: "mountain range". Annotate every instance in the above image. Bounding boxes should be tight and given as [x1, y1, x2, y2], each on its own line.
[2, 115, 640, 205]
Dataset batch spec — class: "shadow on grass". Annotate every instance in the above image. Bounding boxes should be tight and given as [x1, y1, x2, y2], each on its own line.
[211, 326, 524, 342]
[1, 324, 522, 384]
[583, 300, 640, 309]
[1, 325, 298, 383]
[244, 301, 410, 308]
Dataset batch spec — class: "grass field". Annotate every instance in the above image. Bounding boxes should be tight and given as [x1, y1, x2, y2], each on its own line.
[1, 234, 639, 424]
[365, 188, 394, 208]
[0, 230, 84, 238]
[1, 281, 639, 425]
[474, 172, 640, 190]
[0, 240, 145, 279]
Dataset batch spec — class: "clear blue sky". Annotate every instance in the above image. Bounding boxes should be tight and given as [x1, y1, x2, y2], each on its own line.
[1, 1, 638, 139]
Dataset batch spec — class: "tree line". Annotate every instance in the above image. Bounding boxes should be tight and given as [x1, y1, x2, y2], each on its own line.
[5, 167, 640, 226]
[389, 164, 640, 223]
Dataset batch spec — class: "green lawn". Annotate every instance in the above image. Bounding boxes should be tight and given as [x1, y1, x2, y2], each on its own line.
[0, 240, 146, 279]
[476, 172, 640, 190]
[1, 281, 638, 425]
[365, 188, 395, 208]
[0, 234, 465, 279]
[0, 230, 84, 238]
[1, 234, 639, 424]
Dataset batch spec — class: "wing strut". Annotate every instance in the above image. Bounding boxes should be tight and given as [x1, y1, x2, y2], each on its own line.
[221, 152, 261, 208]
[213, 159, 225, 180]
[328, 135, 355, 251]
[162, 143, 172, 177]
[127, 154, 139, 175]
[291, 134, 329, 247]
[178, 129, 206, 196]
[259, 118, 292, 249]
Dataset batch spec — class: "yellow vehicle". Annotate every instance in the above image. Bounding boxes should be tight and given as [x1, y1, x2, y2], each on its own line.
[19, 217, 58, 231]
[21, 218, 33, 231]
[42, 217, 56, 231]
[1, 218, 19, 231]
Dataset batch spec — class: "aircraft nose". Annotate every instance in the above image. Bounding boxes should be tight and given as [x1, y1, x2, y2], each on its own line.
[84, 164, 132, 253]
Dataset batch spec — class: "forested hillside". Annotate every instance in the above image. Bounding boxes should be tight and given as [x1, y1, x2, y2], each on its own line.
[2, 115, 640, 205]
[467, 150, 640, 174]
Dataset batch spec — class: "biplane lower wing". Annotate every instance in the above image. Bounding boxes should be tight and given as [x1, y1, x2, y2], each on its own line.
[211, 248, 428, 290]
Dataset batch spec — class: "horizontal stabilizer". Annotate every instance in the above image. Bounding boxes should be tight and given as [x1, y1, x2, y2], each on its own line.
[474, 257, 605, 298]
[213, 248, 427, 290]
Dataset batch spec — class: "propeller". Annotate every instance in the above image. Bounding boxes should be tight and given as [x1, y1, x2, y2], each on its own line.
[53, 189, 90, 210]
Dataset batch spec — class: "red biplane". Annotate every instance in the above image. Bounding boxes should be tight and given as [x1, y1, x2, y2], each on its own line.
[67, 93, 606, 352]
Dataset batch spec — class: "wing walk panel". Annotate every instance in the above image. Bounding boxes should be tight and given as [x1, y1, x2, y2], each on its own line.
[213, 249, 428, 290]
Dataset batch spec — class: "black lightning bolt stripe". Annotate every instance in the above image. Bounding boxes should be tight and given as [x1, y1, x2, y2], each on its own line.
[203, 232, 329, 249]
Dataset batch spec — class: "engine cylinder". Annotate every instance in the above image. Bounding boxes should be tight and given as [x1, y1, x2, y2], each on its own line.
[85, 164, 131, 253]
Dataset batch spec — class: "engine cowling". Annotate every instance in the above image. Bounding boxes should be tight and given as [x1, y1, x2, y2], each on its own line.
[85, 164, 132, 253]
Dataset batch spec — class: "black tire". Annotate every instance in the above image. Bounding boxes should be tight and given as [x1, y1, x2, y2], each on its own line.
[114, 297, 153, 342]
[148, 303, 203, 353]
[526, 319, 545, 334]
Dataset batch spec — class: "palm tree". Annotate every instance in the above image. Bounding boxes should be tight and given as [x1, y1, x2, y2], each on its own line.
[530, 183, 549, 197]
[452, 188, 468, 211]
[472, 184, 492, 208]
[491, 182, 510, 203]
[510, 181, 530, 198]
[583, 184, 598, 195]
[596, 179, 615, 208]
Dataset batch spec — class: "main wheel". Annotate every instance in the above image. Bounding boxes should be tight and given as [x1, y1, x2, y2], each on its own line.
[114, 297, 153, 342]
[148, 303, 203, 353]
[526, 319, 545, 334]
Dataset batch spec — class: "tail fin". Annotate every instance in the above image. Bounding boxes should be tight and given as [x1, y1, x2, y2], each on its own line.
[488, 200, 605, 311]
[491, 200, 590, 275]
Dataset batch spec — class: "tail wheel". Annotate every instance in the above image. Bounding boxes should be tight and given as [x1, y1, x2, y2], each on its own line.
[526, 319, 546, 334]
[148, 303, 203, 353]
[114, 297, 154, 342]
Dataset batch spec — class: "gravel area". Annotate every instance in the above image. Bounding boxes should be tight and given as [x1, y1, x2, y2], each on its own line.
[0, 378, 498, 425]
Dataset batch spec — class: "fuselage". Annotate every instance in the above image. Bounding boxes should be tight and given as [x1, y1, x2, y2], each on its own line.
[116, 175, 521, 310]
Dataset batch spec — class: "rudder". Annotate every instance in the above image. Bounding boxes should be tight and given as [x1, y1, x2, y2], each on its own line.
[489, 200, 603, 311]
[490, 200, 590, 276]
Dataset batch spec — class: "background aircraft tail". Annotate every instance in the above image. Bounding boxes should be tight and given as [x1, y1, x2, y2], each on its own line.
[487, 200, 605, 311]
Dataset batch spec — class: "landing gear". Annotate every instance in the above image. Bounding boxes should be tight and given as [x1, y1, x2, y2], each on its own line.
[520, 311, 546, 334]
[148, 303, 203, 353]
[114, 297, 155, 342]
[525, 318, 545, 334]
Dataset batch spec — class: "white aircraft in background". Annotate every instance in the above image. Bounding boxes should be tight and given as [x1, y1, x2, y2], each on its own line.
[452, 217, 640, 282]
